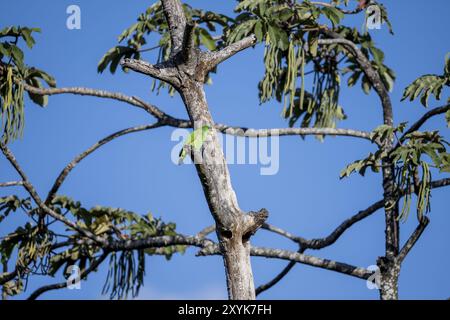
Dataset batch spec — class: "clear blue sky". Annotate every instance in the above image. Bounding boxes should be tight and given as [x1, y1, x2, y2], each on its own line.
[0, 0, 449, 299]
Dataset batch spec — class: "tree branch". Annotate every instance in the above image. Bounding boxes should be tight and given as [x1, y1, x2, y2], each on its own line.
[161, 0, 187, 56]
[21, 83, 164, 116]
[120, 59, 180, 85]
[0, 269, 17, 286]
[319, 31, 400, 277]
[310, 1, 365, 14]
[203, 35, 256, 71]
[216, 125, 372, 141]
[256, 178, 450, 295]
[262, 223, 301, 243]
[397, 217, 429, 264]
[261, 177, 450, 251]
[181, 23, 197, 63]
[21, 82, 190, 128]
[262, 199, 384, 249]
[45, 122, 164, 204]
[0, 143, 107, 245]
[318, 35, 393, 126]
[205, 198, 385, 296]
[21, 82, 372, 142]
[0, 181, 23, 188]
[256, 200, 384, 296]
[303, 200, 385, 249]
[106, 235, 214, 252]
[430, 178, 450, 189]
[399, 104, 450, 144]
[27, 250, 109, 300]
[195, 225, 216, 239]
[252, 247, 372, 280]
[198, 245, 373, 280]
[255, 254, 301, 296]
[257, 176, 450, 295]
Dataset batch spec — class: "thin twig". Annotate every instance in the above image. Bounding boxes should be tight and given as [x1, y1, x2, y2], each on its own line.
[397, 217, 429, 264]
[27, 250, 109, 300]
[0, 143, 106, 245]
[398, 104, 450, 144]
[45, 122, 164, 204]
[0, 181, 24, 188]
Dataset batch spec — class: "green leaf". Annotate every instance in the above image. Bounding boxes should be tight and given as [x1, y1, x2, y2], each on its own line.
[9, 44, 24, 65]
[445, 52, 450, 76]
[402, 55, 449, 107]
[347, 71, 362, 87]
[20, 28, 38, 49]
[308, 32, 319, 57]
[268, 25, 288, 51]
[26, 78, 48, 107]
[380, 67, 395, 92]
[370, 124, 393, 143]
[378, 3, 394, 35]
[254, 20, 264, 43]
[361, 75, 372, 94]
[322, 7, 344, 26]
[198, 28, 216, 50]
[25, 67, 56, 87]
[3, 279, 23, 296]
[97, 46, 135, 74]
[0, 43, 9, 57]
[370, 46, 384, 65]
[401, 75, 446, 107]
[22, 67, 56, 107]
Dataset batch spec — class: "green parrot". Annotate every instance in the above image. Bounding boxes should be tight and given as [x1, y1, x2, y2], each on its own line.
[178, 125, 211, 164]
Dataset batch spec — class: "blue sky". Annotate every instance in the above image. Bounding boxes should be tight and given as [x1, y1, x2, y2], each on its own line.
[0, 0, 449, 299]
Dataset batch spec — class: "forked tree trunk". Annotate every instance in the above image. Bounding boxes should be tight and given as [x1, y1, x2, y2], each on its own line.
[122, 0, 266, 300]
[179, 79, 266, 299]
[379, 163, 400, 300]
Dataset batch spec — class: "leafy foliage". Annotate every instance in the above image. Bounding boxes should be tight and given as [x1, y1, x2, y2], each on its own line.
[97, 1, 395, 134]
[0, 195, 31, 223]
[363, 1, 394, 35]
[339, 26, 395, 94]
[224, 1, 394, 133]
[98, 1, 232, 95]
[102, 250, 145, 300]
[341, 124, 450, 221]
[401, 54, 450, 107]
[0, 26, 55, 143]
[0, 195, 184, 298]
[2, 0, 447, 300]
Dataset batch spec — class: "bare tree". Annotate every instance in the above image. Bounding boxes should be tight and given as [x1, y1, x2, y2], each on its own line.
[1, 0, 449, 300]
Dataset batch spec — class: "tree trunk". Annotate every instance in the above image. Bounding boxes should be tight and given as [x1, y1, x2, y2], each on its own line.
[377, 257, 400, 300]
[121, 0, 267, 299]
[179, 79, 266, 300]
[380, 155, 400, 300]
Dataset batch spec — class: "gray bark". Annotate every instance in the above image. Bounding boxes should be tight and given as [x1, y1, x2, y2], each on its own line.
[122, 0, 267, 299]
[320, 32, 400, 300]
[178, 78, 267, 300]
[377, 257, 400, 300]
[3, 2, 447, 300]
